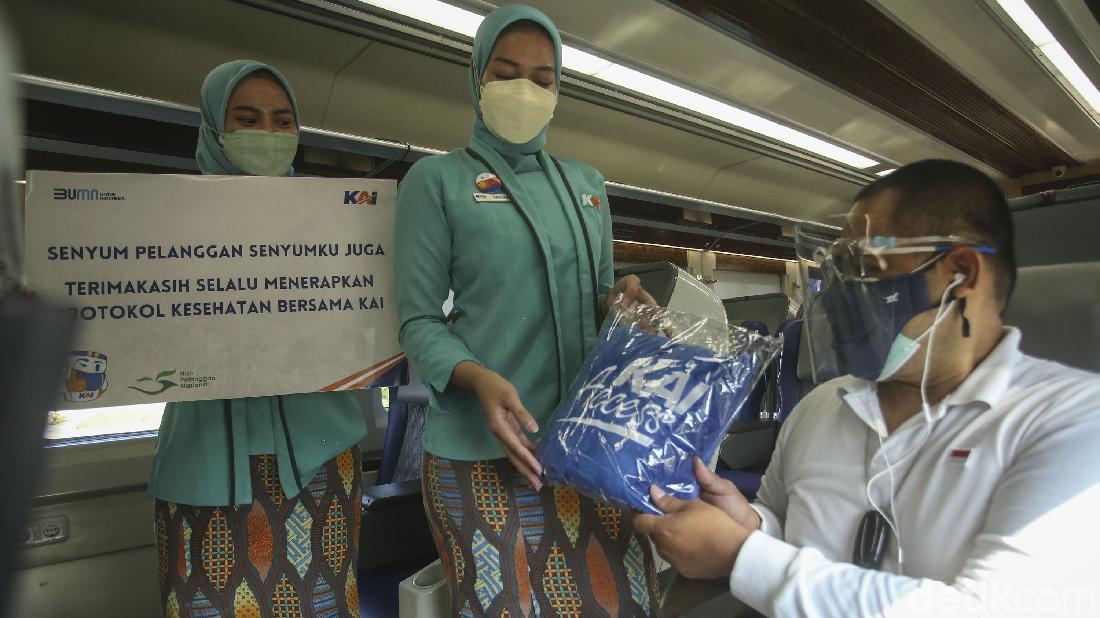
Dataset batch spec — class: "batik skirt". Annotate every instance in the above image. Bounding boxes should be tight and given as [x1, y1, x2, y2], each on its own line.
[423, 453, 661, 617]
[155, 447, 363, 617]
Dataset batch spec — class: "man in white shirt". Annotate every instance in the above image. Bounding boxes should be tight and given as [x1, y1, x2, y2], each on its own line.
[634, 160, 1100, 616]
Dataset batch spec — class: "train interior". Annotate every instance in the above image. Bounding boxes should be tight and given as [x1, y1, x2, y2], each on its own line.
[4, 0, 1100, 615]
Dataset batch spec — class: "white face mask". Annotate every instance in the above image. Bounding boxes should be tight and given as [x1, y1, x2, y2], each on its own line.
[876, 277, 965, 382]
[220, 130, 299, 176]
[479, 79, 557, 144]
[876, 333, 921, 381]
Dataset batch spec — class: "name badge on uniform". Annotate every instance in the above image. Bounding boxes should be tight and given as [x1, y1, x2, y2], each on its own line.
[473, 172, 509, 203]
[582, 193, 601, 209]
[473, 193, 510, 203]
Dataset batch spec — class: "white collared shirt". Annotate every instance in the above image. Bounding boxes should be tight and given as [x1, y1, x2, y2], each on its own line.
[730, 328, 1100, 616]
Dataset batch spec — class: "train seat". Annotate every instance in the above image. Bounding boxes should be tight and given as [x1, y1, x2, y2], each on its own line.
[776, 319, 805, 422]
[717, 318, 806, 500]
[377, 398, 410, 487]
[719, 470, 764, 501]
[377, 386, 428, 485]
[722, 293, 793, 336]
[716, 320, 774, 500]
[358, 377, 438, 617]
[738, 320, 770, 420]
[1004, 261, 1100, 373]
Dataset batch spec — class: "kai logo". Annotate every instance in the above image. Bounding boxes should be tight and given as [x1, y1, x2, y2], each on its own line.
[343, 190, 378, 205]
[128, 369, 178, 396]
[582, 193, 601, 209]
[63, 351, 109, 402]
[568, 361, 710, 446]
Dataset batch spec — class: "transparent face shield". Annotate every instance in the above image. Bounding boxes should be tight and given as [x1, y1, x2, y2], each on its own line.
[795, 216, 995, 383]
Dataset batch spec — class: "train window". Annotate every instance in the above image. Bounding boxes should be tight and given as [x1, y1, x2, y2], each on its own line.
[45, 403, 164, 442]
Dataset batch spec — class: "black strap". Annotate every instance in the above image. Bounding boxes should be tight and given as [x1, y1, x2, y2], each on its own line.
[277, 395, 306, 493]
[222, 399, 235, 506]
[464, 147, 563, 393]
[549, 155, 602, 327]
[959, 297, 971, 338]
[853, 510, 891, 570]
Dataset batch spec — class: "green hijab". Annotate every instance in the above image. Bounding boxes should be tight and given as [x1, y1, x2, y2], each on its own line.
[195, 60, 301, 176]
[468, 5, 562, 156]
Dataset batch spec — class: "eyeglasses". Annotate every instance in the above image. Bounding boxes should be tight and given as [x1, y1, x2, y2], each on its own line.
[853, 510, 891, 570]
[818, 235, 998, 280]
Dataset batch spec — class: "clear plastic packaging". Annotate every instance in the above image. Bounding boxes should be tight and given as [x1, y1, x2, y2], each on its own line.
[536, 303, 781, 514]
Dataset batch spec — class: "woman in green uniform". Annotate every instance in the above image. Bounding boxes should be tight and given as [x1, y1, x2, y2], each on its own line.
[394, 6, 658, 615]
[148, 60, 366, 618]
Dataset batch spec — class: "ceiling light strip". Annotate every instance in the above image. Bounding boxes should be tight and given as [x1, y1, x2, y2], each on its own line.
[605, 181, 840, 230]
[355, 0, 880, 169]
[613, 239, 797, 263]
[991, 0, 1100, 124]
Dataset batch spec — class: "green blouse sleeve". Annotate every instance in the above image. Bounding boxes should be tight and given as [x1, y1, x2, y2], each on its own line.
[596, 172, 614, 299]
[394, 158, 480, 394]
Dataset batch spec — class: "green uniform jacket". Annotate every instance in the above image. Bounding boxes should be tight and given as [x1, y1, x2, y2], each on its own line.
[147, 60, 368, 507]
[394, 137, 613, 461]
[148, 393, 366, 506]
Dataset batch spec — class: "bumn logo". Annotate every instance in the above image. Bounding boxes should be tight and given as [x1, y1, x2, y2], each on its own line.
[52, 188, 126, 201]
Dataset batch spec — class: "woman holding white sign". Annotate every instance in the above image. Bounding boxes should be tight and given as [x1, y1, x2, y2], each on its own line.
[394, 6, 658, 616]
[148, 60, 367, 618]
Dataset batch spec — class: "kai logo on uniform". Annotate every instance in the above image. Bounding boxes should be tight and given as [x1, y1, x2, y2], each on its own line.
[343, 190, 378, 205]
[63, 351, 109, 402]
[52, 188, 126, 201]
[582, 193, 601, 209]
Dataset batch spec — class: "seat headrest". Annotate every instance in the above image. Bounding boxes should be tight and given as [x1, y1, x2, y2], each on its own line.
[1004, 262, 1100, 372]
[797, 293, 840, 383]
[723, 293, 790, 336]
[796, 316, 816, 382]
[780, 320, 802, 360]
[738, 320, 769, 336]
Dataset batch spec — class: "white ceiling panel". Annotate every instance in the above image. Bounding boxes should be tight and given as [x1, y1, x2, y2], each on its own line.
[510, 0, 1000, 176]
[8, 0, 871, 222]
[874, 0, 1100, 163]
[698, 156, 857, 223]
[28, 0, 1089, 219]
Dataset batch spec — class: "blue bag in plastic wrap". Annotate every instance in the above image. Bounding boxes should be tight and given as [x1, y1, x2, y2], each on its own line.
[536, 303, 780, 514]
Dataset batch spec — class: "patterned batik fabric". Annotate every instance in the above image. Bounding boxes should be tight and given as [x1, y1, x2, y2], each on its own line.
[156, 447, 363, 618]
[422, 454, 661, 617]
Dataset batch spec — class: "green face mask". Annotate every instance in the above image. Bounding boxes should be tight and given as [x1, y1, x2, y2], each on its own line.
[219, 130, 299, 176]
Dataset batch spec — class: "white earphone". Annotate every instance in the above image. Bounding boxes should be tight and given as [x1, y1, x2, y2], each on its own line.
[865, 273, 966, 573]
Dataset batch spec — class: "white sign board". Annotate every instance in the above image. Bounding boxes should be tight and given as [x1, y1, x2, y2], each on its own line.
[25, 172, 405, 409]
